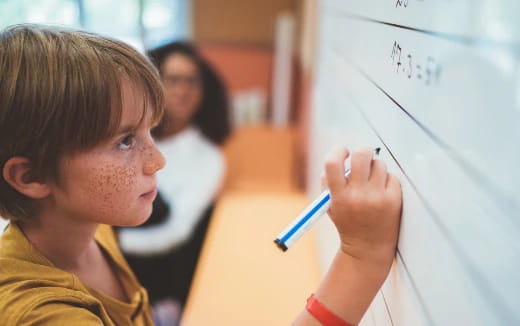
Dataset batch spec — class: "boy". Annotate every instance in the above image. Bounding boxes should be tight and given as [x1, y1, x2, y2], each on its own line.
[0, 24, 402, 326]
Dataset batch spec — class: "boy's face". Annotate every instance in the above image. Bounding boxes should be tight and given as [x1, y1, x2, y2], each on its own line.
[46, 81, 165, 226]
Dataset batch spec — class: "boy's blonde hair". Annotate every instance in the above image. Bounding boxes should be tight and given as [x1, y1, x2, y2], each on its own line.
[0, 24, 164, 221]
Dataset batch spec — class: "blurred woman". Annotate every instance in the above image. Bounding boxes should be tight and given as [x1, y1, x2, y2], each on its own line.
[118, 41, 231, 325]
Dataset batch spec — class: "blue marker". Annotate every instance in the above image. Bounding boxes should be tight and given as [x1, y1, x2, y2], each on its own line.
[274, 147, 381, 251]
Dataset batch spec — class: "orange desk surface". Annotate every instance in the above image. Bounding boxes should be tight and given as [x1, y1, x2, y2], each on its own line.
[181, 190, 321, 326]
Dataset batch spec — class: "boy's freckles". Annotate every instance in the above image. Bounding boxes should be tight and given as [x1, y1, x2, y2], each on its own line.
[81, 163, 139, 215]
[74, 161, 148, 225]
[87, 164, 138, 194]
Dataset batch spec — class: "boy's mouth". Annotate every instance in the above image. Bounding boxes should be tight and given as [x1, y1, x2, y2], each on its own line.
[140, 188, 157, 201]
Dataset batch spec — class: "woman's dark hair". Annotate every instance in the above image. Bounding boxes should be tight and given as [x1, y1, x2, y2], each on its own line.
[147, 41, 231, 145]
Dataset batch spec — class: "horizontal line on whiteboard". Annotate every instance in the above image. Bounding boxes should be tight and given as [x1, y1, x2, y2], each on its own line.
[349, 92, 518, 323]
[336, 49, 519, 217]
[333, 11, 520, 55]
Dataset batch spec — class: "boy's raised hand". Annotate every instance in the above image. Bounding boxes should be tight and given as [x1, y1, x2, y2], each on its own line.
[325, 146, 402, 267]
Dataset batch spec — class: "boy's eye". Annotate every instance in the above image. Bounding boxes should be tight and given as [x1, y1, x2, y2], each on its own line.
[117, 134, 136, 150]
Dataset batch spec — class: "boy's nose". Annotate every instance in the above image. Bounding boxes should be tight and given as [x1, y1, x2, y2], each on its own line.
[143, 144, 166, 175]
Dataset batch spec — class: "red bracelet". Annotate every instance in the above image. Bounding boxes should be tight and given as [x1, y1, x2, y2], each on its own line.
[306, 294, 354, 326]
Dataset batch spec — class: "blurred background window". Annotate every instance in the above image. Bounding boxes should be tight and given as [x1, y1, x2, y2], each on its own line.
[0, 0, 191, 51]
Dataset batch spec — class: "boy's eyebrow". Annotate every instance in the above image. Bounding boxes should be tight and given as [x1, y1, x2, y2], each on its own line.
[116, 124, 139, 135]
[115, 120, 156, 136]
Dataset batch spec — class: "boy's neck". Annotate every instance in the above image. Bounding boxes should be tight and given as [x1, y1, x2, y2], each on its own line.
[19, 213, 100, 272]
[19, 214, 129, 302]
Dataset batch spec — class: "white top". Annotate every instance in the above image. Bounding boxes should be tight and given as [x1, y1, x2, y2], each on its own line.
[119, 126, 225, 255]
[0, 218, 8, 232]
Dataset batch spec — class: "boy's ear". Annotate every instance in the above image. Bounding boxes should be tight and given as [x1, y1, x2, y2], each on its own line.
[2, 157, 51, 199]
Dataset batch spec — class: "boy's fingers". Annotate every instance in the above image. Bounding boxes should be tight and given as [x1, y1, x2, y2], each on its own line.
[349, 148, 374, 186]
[386, 173, 402, 196]
[369, 159, 387, 188]
[320, 174, 327, 191]
[324, 146, 350, 193]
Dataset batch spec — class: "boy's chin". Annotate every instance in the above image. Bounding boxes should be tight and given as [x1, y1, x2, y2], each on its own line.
[115, 210, 153, 227]
[130, 212, 153, 227]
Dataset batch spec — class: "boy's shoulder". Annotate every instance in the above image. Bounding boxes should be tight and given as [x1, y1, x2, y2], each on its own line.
[0, 224, 108, 325]
[0, 268, 105, 325]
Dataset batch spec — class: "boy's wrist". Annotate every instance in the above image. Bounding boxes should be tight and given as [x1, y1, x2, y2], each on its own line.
[339, 241, 396, 275]
[311, 248, 395, 325]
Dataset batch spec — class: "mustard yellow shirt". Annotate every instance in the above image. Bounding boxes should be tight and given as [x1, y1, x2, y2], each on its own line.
[0, 223, 154, 326]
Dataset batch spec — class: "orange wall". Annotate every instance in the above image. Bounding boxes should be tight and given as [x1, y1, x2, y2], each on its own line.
[198, 42, 274, 97]
[193, 0, 296, 44]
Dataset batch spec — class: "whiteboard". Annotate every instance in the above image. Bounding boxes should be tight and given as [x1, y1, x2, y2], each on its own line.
[309, 1, 520, 325]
